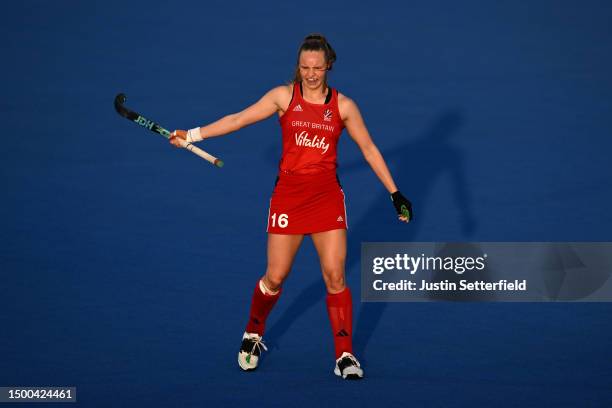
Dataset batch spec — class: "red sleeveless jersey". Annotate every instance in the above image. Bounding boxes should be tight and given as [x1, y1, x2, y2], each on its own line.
[278, 82, 344, 174]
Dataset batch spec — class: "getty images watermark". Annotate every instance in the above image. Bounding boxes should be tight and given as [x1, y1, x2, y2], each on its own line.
[361, 243, 612, 302]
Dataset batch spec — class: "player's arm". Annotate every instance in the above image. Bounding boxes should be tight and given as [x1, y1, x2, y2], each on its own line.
[341, 96, 398, 193]
[340, 95, 413, 222]
[170, 86, 288, 145]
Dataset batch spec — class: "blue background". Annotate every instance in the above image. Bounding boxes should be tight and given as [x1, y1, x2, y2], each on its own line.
[1, 0, 611, 406]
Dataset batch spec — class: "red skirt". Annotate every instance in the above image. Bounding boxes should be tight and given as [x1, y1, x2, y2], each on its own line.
[266, 170, 348, 234]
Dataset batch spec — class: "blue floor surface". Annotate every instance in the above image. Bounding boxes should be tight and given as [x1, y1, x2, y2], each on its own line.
[2, 1, 612, 406]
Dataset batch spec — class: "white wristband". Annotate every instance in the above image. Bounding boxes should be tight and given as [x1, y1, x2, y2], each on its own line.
[186, 127, 203, 143]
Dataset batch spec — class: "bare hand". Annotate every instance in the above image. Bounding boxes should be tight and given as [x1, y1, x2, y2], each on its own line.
[169, 130, 187, 147]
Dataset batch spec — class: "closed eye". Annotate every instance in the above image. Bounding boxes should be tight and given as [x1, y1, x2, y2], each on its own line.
[300, 66, 326, 70]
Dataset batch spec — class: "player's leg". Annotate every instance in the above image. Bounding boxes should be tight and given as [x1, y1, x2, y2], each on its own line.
[245, 233, 304, 336]
[311, 229, 347, 293]
[239, 233, 304, 371]
[262, 233, 304, 292]
[311, 229, 363, 379]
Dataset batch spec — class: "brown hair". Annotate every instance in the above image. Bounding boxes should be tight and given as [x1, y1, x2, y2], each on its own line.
[292, 33, 337, 89]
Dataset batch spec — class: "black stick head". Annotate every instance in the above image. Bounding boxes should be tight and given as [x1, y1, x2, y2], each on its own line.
[114, 93, 129, 117]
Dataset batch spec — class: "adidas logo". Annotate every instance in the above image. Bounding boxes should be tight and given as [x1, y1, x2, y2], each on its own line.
[293, 104, 303, 112]
[337, 216, 344, 222]
[336, 329, 349, 337]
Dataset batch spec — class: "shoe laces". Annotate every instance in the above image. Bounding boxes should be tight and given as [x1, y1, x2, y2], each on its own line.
[247, 335, 268, 355]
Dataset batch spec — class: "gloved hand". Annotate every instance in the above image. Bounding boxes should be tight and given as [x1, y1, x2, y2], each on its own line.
[391, 191, 413, 223]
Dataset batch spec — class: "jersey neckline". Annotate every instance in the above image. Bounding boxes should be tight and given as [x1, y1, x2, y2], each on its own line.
[298, 82, 333, 106]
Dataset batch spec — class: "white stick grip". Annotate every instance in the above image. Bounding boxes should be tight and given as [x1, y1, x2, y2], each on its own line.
[178, 139, 223, 167]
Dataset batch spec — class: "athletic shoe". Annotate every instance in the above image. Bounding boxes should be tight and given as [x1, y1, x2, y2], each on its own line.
[334, 352, 364, 380]
[238, 332, 268, 371]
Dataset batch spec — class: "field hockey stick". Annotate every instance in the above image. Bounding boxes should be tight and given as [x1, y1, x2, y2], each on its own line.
[114, 93, 224, 168]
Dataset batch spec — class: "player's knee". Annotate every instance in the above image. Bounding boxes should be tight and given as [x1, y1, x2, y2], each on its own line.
[263, 273, 285, 292]
[322, 268, 345, 292]
[325, 277, 346, 293]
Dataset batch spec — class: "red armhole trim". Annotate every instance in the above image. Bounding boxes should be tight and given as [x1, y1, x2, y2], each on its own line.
[333, 89, 344, 129]
[288, 82, 297, 107]
[280, 83, 299, 123]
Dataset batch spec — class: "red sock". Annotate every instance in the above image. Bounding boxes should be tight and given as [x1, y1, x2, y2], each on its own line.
[245, 280, 281, 336]
[326, 287, 353, 359]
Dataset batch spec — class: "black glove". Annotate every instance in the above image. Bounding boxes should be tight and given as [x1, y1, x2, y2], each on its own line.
[391, 191, 413, 222]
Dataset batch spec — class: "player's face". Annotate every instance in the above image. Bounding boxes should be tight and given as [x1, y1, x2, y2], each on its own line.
[299, 50, 328, 90]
